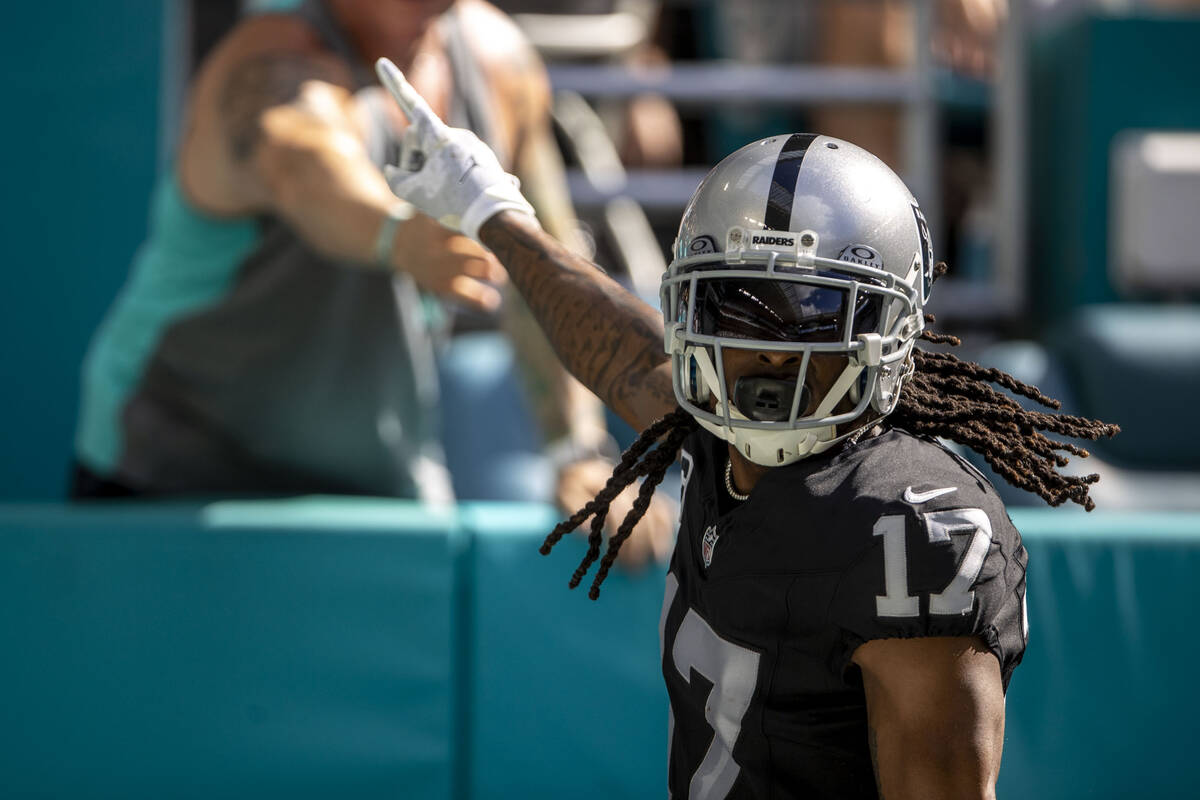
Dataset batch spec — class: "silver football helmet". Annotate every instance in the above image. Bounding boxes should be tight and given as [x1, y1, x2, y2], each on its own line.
[660, 134, 934, 466]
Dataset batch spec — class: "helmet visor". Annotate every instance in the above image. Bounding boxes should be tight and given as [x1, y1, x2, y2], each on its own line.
[686, 277, 882, 344]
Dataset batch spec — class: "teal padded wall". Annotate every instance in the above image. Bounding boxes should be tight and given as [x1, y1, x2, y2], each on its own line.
[461, 506, 1200, 799]
[999, 510, 1200, 799]
[1, 500, 1198, 798]
[0, 500, 459, 799]
[0, 2, 163, 499]
[1030, 15, 1200, 320]
[460, 504, 669, 798]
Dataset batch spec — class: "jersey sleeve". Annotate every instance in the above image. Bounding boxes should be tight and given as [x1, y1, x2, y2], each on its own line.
[827, 487, 1029, 688]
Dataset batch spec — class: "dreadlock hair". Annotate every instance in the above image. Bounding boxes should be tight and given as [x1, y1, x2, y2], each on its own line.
[890, 263, 1120, 512]
[540, 408, 697, 600]
[544, 262, 1119, 598]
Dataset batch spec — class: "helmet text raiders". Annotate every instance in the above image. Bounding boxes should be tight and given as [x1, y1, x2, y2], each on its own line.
[660, 134, 931, 466]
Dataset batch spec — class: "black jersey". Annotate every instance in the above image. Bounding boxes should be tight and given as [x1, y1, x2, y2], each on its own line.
[660, 427, 1028, 799]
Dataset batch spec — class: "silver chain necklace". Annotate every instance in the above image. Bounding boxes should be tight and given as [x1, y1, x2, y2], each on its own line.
[724, 459, 749, 501]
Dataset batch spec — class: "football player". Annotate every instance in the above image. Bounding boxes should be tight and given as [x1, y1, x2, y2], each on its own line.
[376, 59, 1118, 800]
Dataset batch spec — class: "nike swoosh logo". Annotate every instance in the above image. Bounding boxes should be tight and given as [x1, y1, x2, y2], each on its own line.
[903, 486, 958, 503]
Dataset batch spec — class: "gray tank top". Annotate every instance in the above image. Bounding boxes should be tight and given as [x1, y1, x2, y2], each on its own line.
[110, 1, 501, 499]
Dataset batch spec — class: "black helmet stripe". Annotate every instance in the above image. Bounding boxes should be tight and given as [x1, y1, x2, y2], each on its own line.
[764, 133, 817, 231]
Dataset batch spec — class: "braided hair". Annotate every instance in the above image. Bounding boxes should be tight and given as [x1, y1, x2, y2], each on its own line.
[890, 265, 1119, 511]
[543, 263, 1119, 598]
[540, 409, 698, 600]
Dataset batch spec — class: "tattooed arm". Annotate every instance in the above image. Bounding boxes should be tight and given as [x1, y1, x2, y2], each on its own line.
[480, 212, 676, 432]
[855, 636, 1006, 800]
[378, 59, 675, 429]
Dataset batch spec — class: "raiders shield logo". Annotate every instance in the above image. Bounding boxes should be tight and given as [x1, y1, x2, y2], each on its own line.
[701, 525, 719, 569]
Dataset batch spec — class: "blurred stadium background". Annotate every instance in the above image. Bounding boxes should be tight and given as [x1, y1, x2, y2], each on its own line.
[2, 0, 1199, 797]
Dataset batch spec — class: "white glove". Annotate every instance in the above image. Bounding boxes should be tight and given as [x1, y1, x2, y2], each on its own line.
[376, 58, 538, 242]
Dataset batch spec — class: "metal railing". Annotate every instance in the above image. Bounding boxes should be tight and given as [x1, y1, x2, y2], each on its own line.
[531, 0, 1028, 322]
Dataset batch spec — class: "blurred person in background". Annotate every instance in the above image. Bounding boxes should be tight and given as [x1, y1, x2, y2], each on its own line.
[698, 0, 1005, 283]
[811, 0, 1004, 171]
[72, 0, 673, 565]
[701, 0, 1004, 169]
[814, 0, 1006, 283]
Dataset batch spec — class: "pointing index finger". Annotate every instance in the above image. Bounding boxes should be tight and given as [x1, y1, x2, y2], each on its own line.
[375, 57, 448, 142]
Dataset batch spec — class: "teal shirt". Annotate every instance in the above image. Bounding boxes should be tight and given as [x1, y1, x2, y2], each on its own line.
[76, 165, 447, 498]
[76, 173, 257, 475]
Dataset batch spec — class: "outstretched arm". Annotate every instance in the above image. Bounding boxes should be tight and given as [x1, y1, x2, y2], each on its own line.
[479, 212, 675, 432]
[376, 58, 675, 432]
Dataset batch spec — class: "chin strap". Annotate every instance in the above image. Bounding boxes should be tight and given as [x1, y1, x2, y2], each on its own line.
[686, 345, 722, 408]
[810, 362, 865, 418]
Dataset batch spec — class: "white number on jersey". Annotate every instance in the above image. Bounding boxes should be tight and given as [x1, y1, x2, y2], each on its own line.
[874, 508, 994, 618]
[660, 574, 762, 799]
